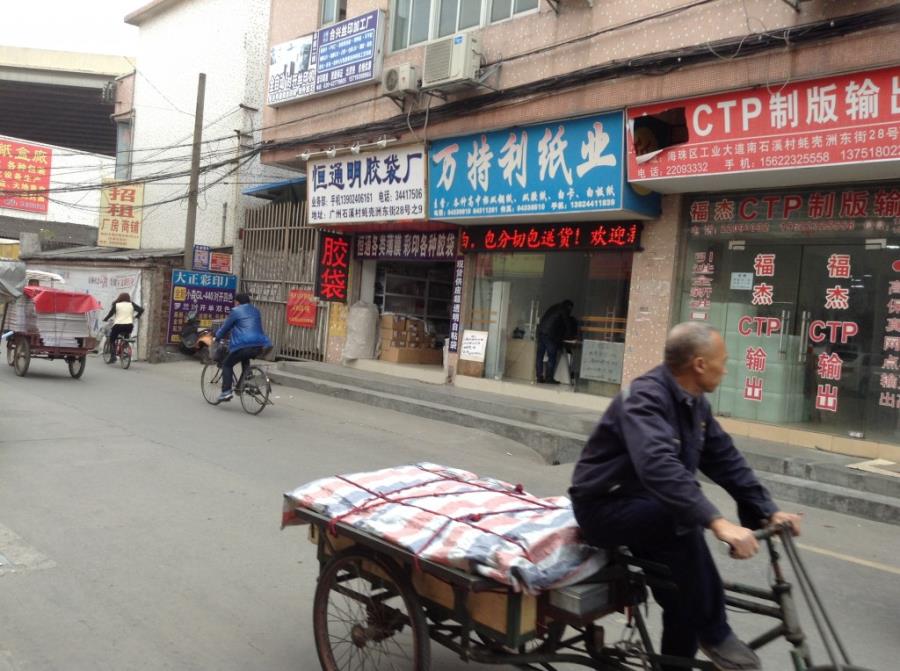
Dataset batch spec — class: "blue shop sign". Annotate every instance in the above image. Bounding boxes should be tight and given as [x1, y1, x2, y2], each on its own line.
[428, 112, 659, 223]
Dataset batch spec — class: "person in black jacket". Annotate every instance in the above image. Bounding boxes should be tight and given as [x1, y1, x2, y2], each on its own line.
[570, 321, 802, 671]
[535, 299, 574, 384]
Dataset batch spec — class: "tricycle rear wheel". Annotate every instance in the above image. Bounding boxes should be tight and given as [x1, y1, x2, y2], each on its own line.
[6, 342, 13, 366]
[67, 356, 86, 379]
[313, 549, 431, 671]
[13, 336, 29, 377]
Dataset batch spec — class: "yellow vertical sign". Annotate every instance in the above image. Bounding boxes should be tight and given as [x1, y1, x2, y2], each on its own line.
[97, 182, 144, 249]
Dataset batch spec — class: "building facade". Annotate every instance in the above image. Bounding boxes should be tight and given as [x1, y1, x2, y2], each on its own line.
[259, 0, 900, 457]
[124, 0, 298, 251]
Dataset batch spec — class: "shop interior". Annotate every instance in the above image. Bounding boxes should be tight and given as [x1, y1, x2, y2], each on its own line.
[471, 250, 633, 396]
[372, 260, 454, 364]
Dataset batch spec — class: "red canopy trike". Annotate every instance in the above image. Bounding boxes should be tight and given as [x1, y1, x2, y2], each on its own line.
[2, 284, 101, 379]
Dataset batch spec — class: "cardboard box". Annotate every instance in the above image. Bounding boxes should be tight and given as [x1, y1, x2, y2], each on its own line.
[380, 347, 419, 363]
[417, 347, 443, 365]
[380, 346, 443, 365]
[458, 359, 485, 377]
[380, 314, 407, 331]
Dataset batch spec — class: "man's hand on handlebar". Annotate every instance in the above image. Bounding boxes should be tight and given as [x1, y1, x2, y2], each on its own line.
[768, 510, 803, 536]
[710, 517, 759, 559]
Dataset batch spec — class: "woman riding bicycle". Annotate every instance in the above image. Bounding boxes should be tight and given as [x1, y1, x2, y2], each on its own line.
[103, 292, 143, 363]
[214, 292, 271, 402]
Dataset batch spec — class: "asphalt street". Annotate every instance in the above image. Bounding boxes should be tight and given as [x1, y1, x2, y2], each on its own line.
[0, 356, 898, 671]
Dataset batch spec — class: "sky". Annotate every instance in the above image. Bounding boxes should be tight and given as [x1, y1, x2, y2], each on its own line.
[0, 1, 148, 56]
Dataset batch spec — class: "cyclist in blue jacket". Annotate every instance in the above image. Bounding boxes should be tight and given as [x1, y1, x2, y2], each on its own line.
[214, 293, 272, 402]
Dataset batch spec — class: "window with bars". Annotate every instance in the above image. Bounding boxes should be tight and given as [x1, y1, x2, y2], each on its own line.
[391, 0, 538, 51]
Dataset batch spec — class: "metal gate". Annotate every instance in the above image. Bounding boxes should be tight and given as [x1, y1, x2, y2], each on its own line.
[240, 201, 327, 361]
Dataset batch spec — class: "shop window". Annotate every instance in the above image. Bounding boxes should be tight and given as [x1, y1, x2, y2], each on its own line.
[392, 0, 537, 51]
[490, 0, 537, 23]
[321, 0, 347, 26]
[438, 0, 483, 37]
[114, 119, 133, 181]
[631, 107, 687, 161]
[677, 191, 900, 446]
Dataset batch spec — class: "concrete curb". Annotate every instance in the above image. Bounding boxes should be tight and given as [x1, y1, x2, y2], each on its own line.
[269, 368, 585, 465]
[275, 362, 599, 435]
[756, 472, 900, 525]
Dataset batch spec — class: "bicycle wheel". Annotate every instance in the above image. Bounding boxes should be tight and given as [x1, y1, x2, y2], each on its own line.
[201, 364, 223, 405]
[67, 356, 86, 379]
[102, 337, 113, 364]
[239, 366, 270, 415]
[313, 549, 431, 671]
[120, 341, 132, 369]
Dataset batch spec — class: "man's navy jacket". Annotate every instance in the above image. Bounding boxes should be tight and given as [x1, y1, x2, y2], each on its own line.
[570, 364, 777, 529]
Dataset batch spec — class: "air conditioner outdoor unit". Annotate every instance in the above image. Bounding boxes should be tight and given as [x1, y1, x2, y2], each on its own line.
[382, 63, 420, 98]
[422, 33, 481, 91]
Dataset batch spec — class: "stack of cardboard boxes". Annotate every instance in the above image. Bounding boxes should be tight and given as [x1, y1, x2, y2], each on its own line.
[378, 313, 443, 364]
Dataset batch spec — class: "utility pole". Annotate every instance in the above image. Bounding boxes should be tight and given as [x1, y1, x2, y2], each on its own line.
[183, 73, 206, 269]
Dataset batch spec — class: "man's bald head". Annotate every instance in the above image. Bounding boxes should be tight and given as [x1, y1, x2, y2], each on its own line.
[664, 321, 721, 374]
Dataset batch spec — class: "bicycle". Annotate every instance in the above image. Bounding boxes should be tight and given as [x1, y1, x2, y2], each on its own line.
[101, 321, 138, 370]
[200, 353, 272, 415]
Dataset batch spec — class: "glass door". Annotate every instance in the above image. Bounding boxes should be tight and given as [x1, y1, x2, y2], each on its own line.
[795, 244, 873, 437]
[714, 244, 806, 424]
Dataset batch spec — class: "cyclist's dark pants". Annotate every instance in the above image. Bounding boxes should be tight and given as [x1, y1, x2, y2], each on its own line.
[573, 493, 730, 670]
[221, 346, 262, 392]
[109, 324, 133, 359]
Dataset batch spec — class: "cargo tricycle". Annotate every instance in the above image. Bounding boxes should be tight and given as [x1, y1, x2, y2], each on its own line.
[286, 501, 872, 671]
[2, 280, 100, 379]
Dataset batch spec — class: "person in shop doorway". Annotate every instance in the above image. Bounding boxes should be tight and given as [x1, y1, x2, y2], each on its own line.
[535, 299, 574, 384]
[569, 321, 802, 671]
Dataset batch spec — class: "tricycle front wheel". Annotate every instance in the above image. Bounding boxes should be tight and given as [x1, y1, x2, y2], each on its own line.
[13, 336, 30, 377]
[313, 549, 431, 671]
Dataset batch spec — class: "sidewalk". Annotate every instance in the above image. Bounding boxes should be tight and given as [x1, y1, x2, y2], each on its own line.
[270, 360, 900, 526]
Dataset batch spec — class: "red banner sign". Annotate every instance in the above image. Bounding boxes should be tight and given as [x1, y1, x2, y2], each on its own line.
[315, 232, 351, 302]
[628, 66, 900, 190]
[686, 186, 900, 239]
[210, 252, 232, 273]
[459, 222, 642, 253]
[286, 288, 317, 328]
[0, 138, 52, 213]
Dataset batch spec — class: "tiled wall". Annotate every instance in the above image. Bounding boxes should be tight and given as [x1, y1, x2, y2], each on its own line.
[621, 194, 681, 385]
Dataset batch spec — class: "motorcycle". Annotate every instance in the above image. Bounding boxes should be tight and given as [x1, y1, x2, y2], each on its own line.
[179, 311, 216, 364]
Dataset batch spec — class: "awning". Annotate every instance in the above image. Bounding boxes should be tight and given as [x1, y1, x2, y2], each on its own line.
[243, 176, 306, 201]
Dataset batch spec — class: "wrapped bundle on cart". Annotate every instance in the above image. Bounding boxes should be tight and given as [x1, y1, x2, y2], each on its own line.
[282, 462, 878, 671]
[282, 463, 646, 671]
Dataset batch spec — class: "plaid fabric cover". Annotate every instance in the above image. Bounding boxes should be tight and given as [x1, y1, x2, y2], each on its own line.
[283, 462, 607, 594]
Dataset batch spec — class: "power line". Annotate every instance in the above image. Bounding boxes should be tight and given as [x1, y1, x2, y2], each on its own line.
[0, 147, 262, 200]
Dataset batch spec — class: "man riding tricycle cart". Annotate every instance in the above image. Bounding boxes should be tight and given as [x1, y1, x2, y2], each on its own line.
[282, 322, 876, 671]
